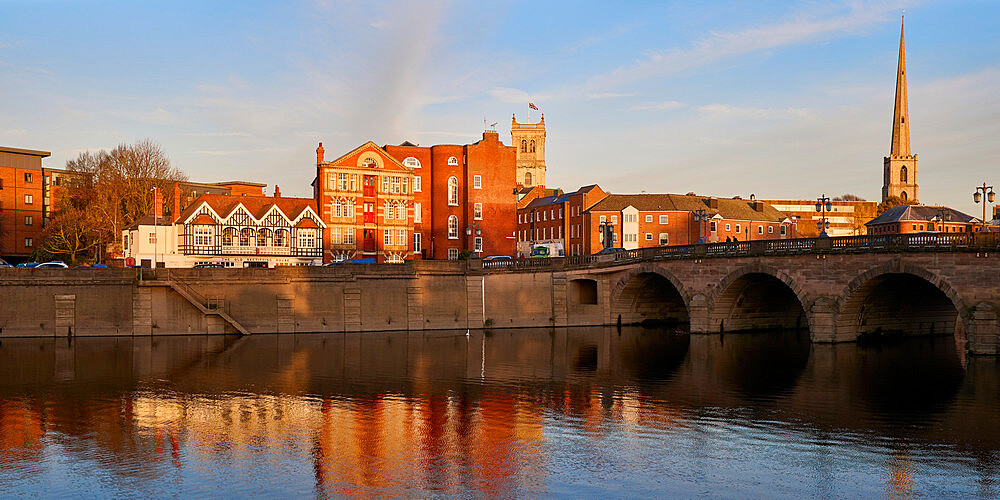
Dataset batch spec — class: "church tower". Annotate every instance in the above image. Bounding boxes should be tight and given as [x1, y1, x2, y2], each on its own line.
[882, 15, 918, 203]
[511, 114, 546, 188]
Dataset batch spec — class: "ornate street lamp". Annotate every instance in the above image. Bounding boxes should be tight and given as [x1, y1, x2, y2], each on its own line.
[973, 183, 995, 231]
[693, 209, 709, 244]
[815, 194, 833, 237]
[598, 220, 614, 250]
[466, 224, 482, 255]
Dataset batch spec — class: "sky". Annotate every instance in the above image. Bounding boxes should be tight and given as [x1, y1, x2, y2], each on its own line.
[1, 0, 998, 215]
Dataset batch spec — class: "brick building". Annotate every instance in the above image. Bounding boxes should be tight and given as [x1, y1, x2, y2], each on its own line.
[511, 114, 546, 188]
[865, 205, 979, 235]
[516, 185, 606, 257]
[760, 198, 877, 237]
[315, 130, 517, 262]
[0, 146, 49, 262]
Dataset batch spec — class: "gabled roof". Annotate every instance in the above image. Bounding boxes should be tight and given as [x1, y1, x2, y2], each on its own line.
[586, 194, 791, 223]
[865, 204, 978, 226]
[174, 193, 322, 226]
[320, 141, 411, 172]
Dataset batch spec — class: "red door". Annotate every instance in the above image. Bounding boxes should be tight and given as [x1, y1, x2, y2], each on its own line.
[363, 175, 376, 197]
[363, 229, 376, 252]
[363, 202, 375, 223]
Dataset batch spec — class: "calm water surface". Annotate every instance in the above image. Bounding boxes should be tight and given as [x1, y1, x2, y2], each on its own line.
[0, 327, 997, 498]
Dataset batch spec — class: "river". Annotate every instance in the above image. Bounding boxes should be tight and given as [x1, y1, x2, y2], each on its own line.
[0, 327, 996, 498]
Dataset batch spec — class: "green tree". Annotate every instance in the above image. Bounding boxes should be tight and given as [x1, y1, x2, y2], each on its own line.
[877, 195, 915, 215]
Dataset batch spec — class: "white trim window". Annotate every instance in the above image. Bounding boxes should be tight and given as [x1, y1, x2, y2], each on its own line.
[414, 233, 422, 253]
[660, 215, 669, 224]
[780, 225, 787, 236]
[758, 225, 764, 235]
[331, 226, 341, 244]
[448, 156, 458, 166]
[659, 233, 669, 245]
[646, 215, 653, 223]
[384, 229, 393, 246]
[395, 201, 405, 221]
[645, 233, 653, 241]
[448, 177, 459, 205]
[474, 203, 483, 220]
[768, 225, 774, 234]
[404, 157, 421, 169]
[396, 229, 406, 246]
[299, 229, 317, 248]
[736, 224, 741, 233]
[414, 176, 422, 192]
[414, 202, 422, 223]
[474, 237, 483, 253]
[448, 215, 459, 239]
[195, 226, 212, 246]
[473, 175, 482, 189]
[448, 248, 459, 260]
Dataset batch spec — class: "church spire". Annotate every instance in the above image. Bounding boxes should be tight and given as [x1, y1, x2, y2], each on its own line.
[890, 14, 910, 156]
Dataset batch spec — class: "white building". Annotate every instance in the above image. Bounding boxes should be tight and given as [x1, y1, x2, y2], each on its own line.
[122, 193, 326, 268]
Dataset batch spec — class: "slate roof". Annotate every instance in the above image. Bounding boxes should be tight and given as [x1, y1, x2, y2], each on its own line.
[585, 194, 791, 223]
[125, 215, 174, 230]
[865, 204, 979, 226]
[173, 193, 319, 224]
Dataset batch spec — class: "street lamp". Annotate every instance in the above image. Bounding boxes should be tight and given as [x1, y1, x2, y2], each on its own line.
[693, 209, 709, 244]
[466, 224, 482, 255]
[151, 186, 159, 267]
[815, 194, 833, 237]
[931, 210, 952, 232]
[973, 182, 995, 231]
[598, 220, 614, 250]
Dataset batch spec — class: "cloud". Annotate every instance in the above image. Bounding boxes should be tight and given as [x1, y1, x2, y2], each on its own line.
[0, 42, 10, 49]
[369, 20, 388, 28]
[630, 101, 685, 111]
[183, 131, 253, 137]
[489, 87, 546, 104]
[589, 92, 637, 100]
[696, 103, 811, 118]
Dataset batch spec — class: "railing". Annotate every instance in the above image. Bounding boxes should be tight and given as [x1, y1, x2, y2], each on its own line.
[179, 244, 323, 257]
[474, 232, 1000, 273]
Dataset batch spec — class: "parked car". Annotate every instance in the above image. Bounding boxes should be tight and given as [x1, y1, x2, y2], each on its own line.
[0, 258, 12, 268]
[483, 255, 514, 266]
[193, 263, 225, 268]
[16, 262, 39, 268]
[594, 247, 626, 255]
[35, 261, 69, 269]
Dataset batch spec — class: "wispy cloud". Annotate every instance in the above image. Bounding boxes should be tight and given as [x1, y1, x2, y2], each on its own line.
[489, 87, 548, 104]
[696, 103, 811, 118]
[0, 42, 11, 49]
[631, 101, 685, 111]
[183, 131, 253, 137]
[589, 92, 637, 100]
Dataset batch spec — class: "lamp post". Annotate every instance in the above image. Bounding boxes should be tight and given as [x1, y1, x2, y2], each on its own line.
[815, 194, 832, 237]
[693, 209, 709, 244]
[151, 186, 159, 267]
[598, 220, 614, 250]
[973, 182, 995, 231]
[466, 223, 482, 256]
[931, 210, 952, 232]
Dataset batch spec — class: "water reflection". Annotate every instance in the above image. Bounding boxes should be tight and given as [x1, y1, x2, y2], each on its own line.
[0, 328, 997, 497]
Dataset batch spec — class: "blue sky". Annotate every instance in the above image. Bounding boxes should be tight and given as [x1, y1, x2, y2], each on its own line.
[1, 0, 998, 214]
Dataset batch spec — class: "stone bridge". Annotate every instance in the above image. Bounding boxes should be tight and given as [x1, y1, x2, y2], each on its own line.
[481, 233, 1000, 355]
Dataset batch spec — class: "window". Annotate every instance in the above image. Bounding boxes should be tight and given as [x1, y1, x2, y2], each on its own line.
[448, 156, 458, 166]
[24, 238, 32, 248]
[474, 175, 482, 189]
[520, 139, 527, 152]
[448, 215, 458, 239]
[24, 216, 32, 226]
[24, 172, 32, 183]
[402, 178, 408, 194]
[223, 227, 236, 245]
[414, 176, 422, 192]
[384, 200, 394, 220]
[384, 229, 393, 246]
[611, 215, 617, 224]
[404, 157, 421, 169]
[448, 177, 459, 205]
[725, 224, 731, 231]
[768, 225, 774, 234]
[757, 225, 763, 235]
[518, 214, 522, 224]
[645, 233, 652, 241]
[396, 229, 406, 246]
[363, 157, 377, 168]
[396, 201, 405, 220]
[543, 211, 547, 221]
[900, 166, 908, 183]
[645, 215, 653, 223]
[350, 174, 357, 191]
[448, 248, 459, 260]
[414, 202, 422, 223]
[382, 176, 390, 193]
[414, 233, 422, 253]
[529, 140, 535, 153]
[474, 237, 483, 253]
[711, 221, 717, 232]
[123, 235, 128, 250]
[24, 194, 33, 205]
[780, 225, 786, 235]
[600, 215, 606, 223]
[299, 229, 316, 248]
[339, 173, 350, 190]
[659, 233, 669, 245]
[474, 203, 483, 220]
[239, 228, 252, 246]
[257, 228, 270, 246]
[912, 224, 917, 231]
[391, 176, 400, 194]
[343, 229, 354, 245]
[559, 208, 563, 219]
[659, 215, 668, 224]
[195, 226, 212, 246]
[149, 232, 157, 244]
[332, 198, 342, 218]
[331, 226, 341, 245]
[736, 224, 741, 233]
[524, 171, 532, 186]
[612, 233, 618, 243]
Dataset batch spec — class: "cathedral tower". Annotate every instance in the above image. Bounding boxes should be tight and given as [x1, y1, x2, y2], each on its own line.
[882, 15, 918, 203]
[511, 114, 546, 188]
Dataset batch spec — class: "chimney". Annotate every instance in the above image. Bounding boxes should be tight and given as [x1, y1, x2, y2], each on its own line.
[753, 200, 765, 212]
[172, 181, 181, 220]
[154, 189, 164, 218]
[274, 185, 281, 198]
[316, 142, 325, 165]
[707, 198, 719, 209]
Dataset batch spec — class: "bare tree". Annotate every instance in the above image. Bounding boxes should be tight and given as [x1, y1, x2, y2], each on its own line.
[877, 195, 916, 215]
[38, 205, 99, 264]
[834, 194, 866, 201]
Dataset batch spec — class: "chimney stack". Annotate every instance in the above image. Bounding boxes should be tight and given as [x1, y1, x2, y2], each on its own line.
[316, 142, 325, 165]
[274, 185, 281, 198]
[172, 182, 181, 220]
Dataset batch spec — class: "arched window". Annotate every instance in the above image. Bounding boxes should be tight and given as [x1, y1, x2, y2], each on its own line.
[447, 156, 459, 166]
[524, 171, 533, 186]
[448, 176, 459, 205]
[403, 157, 421, 169]
[900, 166, 908, 183]
[901, 191, 908, 201]
[240, 228, 253, 246]
[448, 215, 458, 239]
[222, 227, 236, 246]
[363, 157, 377, 168]
[529, 140, 535, 153]
[385, 200, 394, 220]
[521, 139, 527, 152]
[331, 198, 342, 218]
[395, 201, 405, 220]
[257, 228, 270, 247]
[274, 229, 289, 247]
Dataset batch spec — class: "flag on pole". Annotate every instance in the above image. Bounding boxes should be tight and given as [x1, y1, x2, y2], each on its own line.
[528, 103, 538, 110]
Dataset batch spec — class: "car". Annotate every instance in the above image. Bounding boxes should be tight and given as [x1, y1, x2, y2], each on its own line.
[0, 258, 12, 268]
[482, 255, 514, 267]
[594, 247, 626, 255]
[16, 262, 39, 268]
[193, 263, 226, 269]
[483, 255, 513, 261]
[35, 261, 69, 269]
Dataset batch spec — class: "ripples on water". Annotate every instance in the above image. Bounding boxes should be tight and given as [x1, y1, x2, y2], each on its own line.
[0, 327, 998, 498]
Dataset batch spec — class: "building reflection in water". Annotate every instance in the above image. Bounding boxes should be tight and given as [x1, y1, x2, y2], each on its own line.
[0, 327, 997, 496]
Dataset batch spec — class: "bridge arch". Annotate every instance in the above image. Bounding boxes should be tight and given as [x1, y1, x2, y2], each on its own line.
[709, 263, 810, 332]
[610, 264, 690, 327]
[834, 262, 966, 341]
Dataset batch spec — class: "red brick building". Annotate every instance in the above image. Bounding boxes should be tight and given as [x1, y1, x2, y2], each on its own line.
[515, 185, 606, 257]
[315, 130, 517, 262]
[865, 205, 979, 235]
[0, 146, 49, 262]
